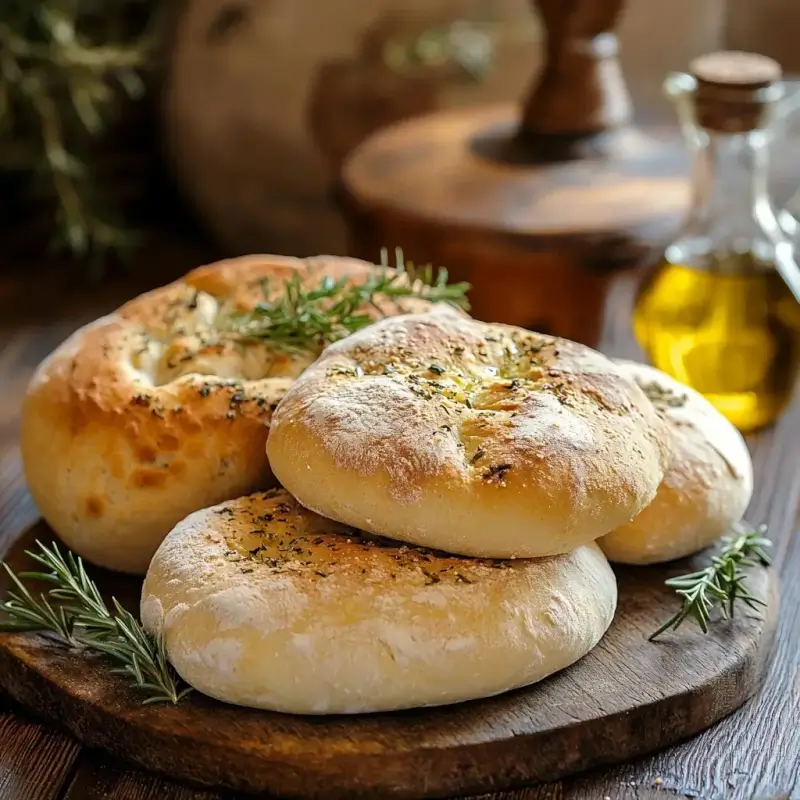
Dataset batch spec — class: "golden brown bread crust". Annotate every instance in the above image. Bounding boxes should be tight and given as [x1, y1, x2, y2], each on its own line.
[21, 254, 437, 575]
[142, 489, 617, 714]
[267, 307, 672, 558]
[599, 361, 753, 564]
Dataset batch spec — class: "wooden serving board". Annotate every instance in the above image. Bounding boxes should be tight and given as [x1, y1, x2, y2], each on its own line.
[0, 508, 778, 799]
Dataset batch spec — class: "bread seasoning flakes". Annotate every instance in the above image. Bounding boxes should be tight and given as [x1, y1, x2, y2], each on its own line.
[639, 379, 688, 409]
[482, 463, 512, 484]
[470, 447, 485, 464]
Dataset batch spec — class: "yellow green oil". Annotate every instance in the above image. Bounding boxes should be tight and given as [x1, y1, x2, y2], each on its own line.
[633, 257, 800, 432]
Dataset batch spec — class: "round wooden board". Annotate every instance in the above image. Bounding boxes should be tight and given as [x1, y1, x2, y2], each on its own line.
[0, 519, 778, 798]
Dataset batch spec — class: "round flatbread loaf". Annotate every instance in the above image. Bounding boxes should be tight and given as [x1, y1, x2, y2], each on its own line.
[267, 307, 671, 558]
[599, 361, 753, 565]
[141, 489, 617, 715]
[21, 254, 437, 575]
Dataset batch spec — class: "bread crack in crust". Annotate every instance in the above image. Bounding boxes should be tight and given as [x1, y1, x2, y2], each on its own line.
[21, 254, 439, 575]
[141, 489, 617, 715]
[267, 307, 672, 558]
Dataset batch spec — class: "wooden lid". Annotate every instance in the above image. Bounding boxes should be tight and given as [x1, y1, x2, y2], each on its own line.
[343, 104, 690, 239]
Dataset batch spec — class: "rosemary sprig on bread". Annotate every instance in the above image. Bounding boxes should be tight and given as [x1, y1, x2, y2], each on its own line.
[0, 541, 190, 705]
[650, 524, 772, 640]
[225, 248, 471, 352]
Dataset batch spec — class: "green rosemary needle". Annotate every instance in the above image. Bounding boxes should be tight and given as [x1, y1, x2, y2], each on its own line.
[225, 247, 471, 352]
[0, 540, 191, 705]
[650, 524, 772, 641]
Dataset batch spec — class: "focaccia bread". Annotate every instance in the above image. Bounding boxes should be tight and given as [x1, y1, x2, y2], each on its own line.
[599, 361, 753, 565]
[141, 489, 618, 714]
[267, 307, 671, 558]
[21, 254, 440, 574]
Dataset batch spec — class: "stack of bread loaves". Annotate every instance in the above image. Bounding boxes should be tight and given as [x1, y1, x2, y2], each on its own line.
[22, 255, 754, 716]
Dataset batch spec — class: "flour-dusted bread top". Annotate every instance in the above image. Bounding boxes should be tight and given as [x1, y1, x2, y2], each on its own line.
[267, 307, 672, 558]
[21, 254, 438, 575]
[141, 489, 617, 715]
[599, 361, 754, 565]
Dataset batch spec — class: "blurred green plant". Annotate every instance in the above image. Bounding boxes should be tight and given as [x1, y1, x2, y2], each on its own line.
[0, 0, 158, 262]
[382, 20, 496, 82]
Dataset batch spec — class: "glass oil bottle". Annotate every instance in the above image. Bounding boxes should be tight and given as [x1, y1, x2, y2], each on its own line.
[633, 51, 800, 432]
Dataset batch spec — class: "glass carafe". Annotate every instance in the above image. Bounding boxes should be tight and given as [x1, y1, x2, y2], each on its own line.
[633, 51, 800, 432]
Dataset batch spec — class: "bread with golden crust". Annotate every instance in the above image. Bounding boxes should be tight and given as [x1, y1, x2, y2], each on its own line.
[141, 489, 617, 714]
[267, 307, 672, 558]
[21, 254, 437, 575]
[599, 361, 753, 565]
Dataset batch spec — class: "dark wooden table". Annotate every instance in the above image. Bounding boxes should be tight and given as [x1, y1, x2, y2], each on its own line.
[0, 267, 799, 800]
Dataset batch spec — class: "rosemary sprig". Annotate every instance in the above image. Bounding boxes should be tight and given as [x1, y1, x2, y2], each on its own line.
[225, 247, 471, 353]
[0, 540, 190, 705]
[0, 563, 74, 640]
[650, 524, 772, 641]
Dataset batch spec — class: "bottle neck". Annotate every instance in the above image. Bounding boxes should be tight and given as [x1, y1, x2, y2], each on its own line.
[687, 128, 777, 240]
[675, 123, 800, 298]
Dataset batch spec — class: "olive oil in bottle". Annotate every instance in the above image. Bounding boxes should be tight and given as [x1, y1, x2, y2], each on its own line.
[634, 52, 800, 431]
[634, 256, 800, 432]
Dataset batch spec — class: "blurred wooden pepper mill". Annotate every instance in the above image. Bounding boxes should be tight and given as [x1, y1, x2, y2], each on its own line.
[341, 0, 691, 346]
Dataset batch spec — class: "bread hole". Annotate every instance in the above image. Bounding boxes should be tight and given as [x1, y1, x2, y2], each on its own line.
[157, 434, 181, 452]
[126, 287, 317, 387]
[85, 495, 105, 518]
[130, 468, 169, 489]
[328, 349, 555, 417]
[459, 415, 502, 469]
[136, 444, 158, 463]
[129, 335, 165, 384]
[149, 340, 312, 386]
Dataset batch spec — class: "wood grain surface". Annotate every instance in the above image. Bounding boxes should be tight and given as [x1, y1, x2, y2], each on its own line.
[0, 270, 798, 800]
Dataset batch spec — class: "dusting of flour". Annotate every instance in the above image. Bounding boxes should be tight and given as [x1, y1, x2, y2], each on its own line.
[304, 376, 456, 503]
[510, 393, 594, 450]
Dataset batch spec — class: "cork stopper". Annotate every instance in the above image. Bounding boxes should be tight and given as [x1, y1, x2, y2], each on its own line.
[688, 51, 783, 133]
